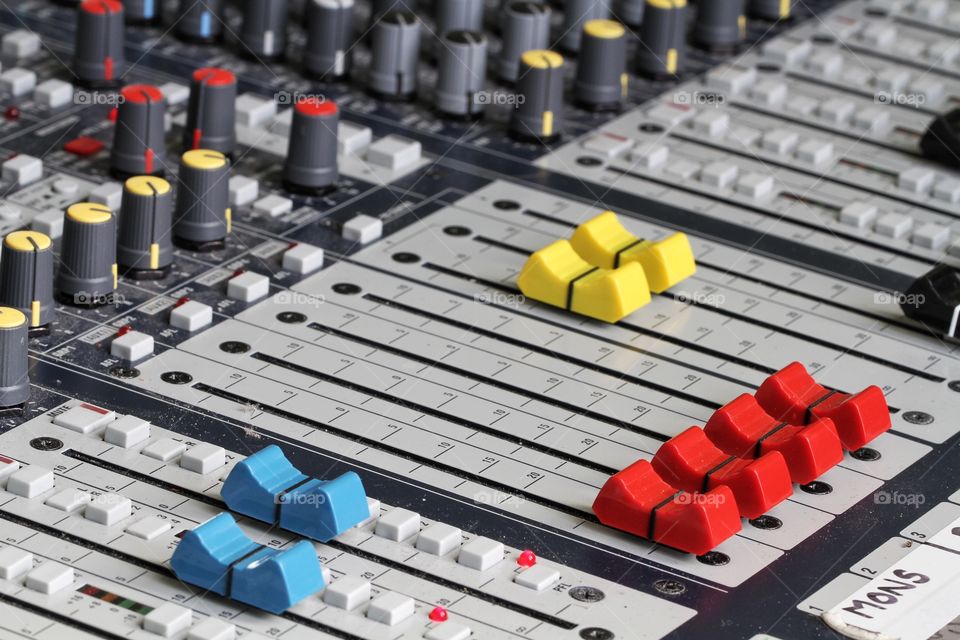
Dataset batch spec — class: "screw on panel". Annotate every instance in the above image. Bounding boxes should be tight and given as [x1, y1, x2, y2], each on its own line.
[161, 371, 193, 385]
[696, 551, 730, 566]
[30, 437, 63, 451]
[493, 200, 520, 210]
[277, 311, 307, 324]
[654, 578, 686, 594]
[576, 156, 602, 167]
[392, 252, 420, 263]
[444, 225, 471, 236]
[850, 447, 881, 461]
[749, 515, 783, 530]
[568, 586, 605, 602]
[219, 341, 250, 354]
[332, 283, 361, 295]
[110, 366, 140, 378]
[579, 628, 615, 640]
[902, 411, 933, 425]
[800, 480, 833, 495]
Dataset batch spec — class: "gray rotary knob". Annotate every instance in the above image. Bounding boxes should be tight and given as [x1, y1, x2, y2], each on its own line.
[240, 0, 289, 59]
[57, 203, 117, 306]
[694, 0, 745, 52]
[123, 0, 160, 24]
[575, 19, 628, 110]
[177, 0, 224, 42]
[435, 31, 488, 118]
[118, 176, 174, 278]
[636, 0, 687, 79]
[499, 2, 550, 82]
[509, 49, 564, 143]
[749, 0, 791, 20]
[368, 11, 421, 100]
[173, 150, 231, 251]
[0, 231, 55, 331]
[304, 0, 355, 80]
[435, 0, 484, 37]
[283, 99, 339, 193]
[183, 67, 237, 154]
[559, 0, 610, 53]
[0, 307, 29, 408]
[617, 0, 645, 26]
[74, 0, 125, 87]
[111, 84, 166, 179]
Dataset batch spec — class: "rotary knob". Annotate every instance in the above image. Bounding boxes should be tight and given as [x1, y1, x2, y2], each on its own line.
[694, 0, 746, 52]
[575, 19, 629, 110]
[435, 0, 484, 38]
[240, 0, 289, 59]
[118, 176, 174, 279]
[749, 0, 791, 20]
[368, 11, 421, 100]
[0, 307, 29, 409]
[435, 31, 488, 119]
[304, 0, 355, 80]
[509, 49, 564, 143]
[559, 0, 610, 53]
[173, 150, 231, 251]
[177, 0, 224, 42]
[0, 231, 55, 331]
[370, 0, 417, 25]
[123, 0, 160, 24]
[183, 68, 237, 154]
[283, 98, 339, 194]
[74, 0, 125, 87]
[636, 0, 687, 79]
[111, 84, 166, 179]
[499, 2, 551, 82]
[57, 203, 117, 307]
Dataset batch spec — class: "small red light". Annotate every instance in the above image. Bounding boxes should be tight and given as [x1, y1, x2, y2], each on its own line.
[428, 606, 448, 622]
[175, 296, 190, 307]
[517, 549, 537, 567]
[116, 325, 132, 337]
[4, 106, 20, 120]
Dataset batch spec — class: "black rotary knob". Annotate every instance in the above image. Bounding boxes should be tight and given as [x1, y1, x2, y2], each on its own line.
[749, 0, 792, 20]
[559, 0, 610, 53]
[636, 0, 687, 79]
[183, 67, 237, 154]
[240, 0, 289, 59]
[368, 11, 421, 100]
[177, 0, 224, 42]
[118, 176, 174, 279]
[499, 1, 550, 82]
[509, 49, 565, 143]
[435, 31, 488, 119]
[693, 0, 746, 52]
[74, 0, 125, 87]
[111, 84, 166, 179]
[435, 0, 484, 37]
[304, 0, 355, 80]
[0, 231, 55, 331]
[123, 0, 160, 24]
[173, 150, 231, 251]
[575, 19, 629, 110]
[57, 203, 118, 307]
[283, 98, 339, 193]
[0, 307, 29, 408]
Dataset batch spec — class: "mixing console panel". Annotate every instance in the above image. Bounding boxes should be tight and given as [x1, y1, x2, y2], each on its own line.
[0, 0, 955, 638]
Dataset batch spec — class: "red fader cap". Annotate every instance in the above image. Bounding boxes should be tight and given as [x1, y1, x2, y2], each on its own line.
[705, 394, 844, 485]
[592, 459, 742, 556]
[652, 427, 793, 519]
[755, 362, 891, 451]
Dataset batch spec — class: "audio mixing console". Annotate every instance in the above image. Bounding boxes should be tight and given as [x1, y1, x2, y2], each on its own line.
[0, 0, 954, 638]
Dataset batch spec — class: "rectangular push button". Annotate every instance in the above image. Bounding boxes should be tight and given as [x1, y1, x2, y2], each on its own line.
[104, 415, 151, 448]
[457, 537, 504, 571]
[53, 404, 115, 434]
[515, 565, 560, 591]
[375, 508, 420, 541]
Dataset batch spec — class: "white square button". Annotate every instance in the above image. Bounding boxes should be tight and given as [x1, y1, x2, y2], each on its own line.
[25, 562, 73, 594]
[181, 443, 225, 474]
[416, 522, 461, 555]
[425, 622, 472, 640]
[187, 618, 236, 640]
[53, 404, 115, 434]
[228, 176, 259, 207]
[44, 488, 90, 513]
[323, 576, 371, 610]
[170, 300, 213, 332]
[125, 515, 172, 541]
[283, 243, 324, 275]
[375, 508, 420, 541]
[514, 564, 560, 591]
[110, 331, 154, 362]
[366, 592, 414, 625]
[104, 415, 151, 448]
[143, 602, 192, 637]
[0, 547, 32, 579]
[85, 493, 131, 526]
[141, 438, 187, 463]
[457, 537, 504, 571]
[227, 271, 270, 303]
[7, 466, 54, 498]
[342, 215, 383, 245]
